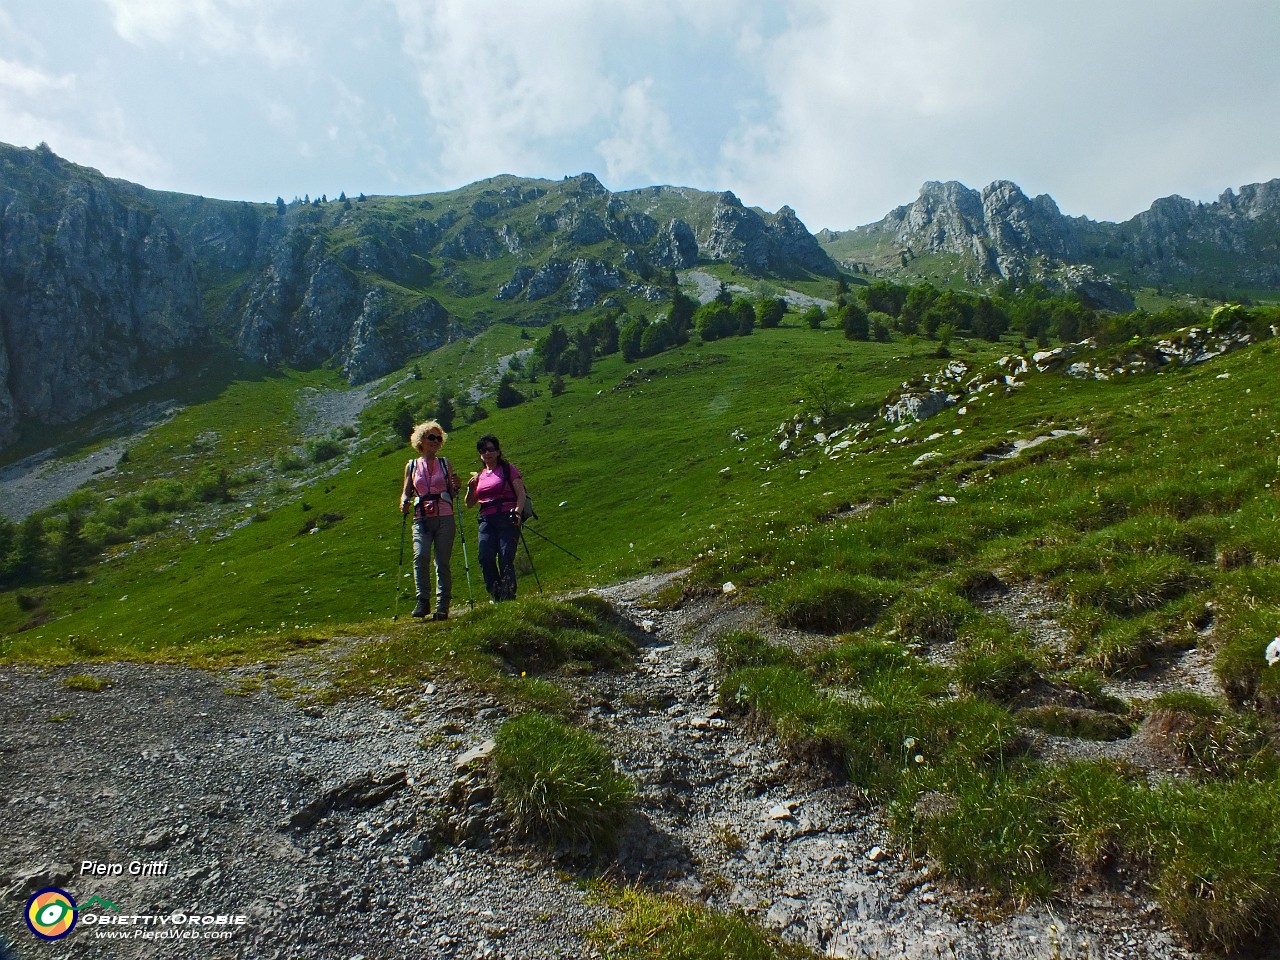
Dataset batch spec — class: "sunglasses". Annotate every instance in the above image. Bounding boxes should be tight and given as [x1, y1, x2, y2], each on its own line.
[479, 446, 498, 453]
[425, 435, 443, 443]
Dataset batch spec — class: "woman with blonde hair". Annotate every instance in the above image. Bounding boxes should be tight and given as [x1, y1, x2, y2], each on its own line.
[398, 420, 461, 619]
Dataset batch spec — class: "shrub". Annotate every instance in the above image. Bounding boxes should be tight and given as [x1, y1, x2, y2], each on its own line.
[306, 438, 343, 464]
[193, 465, 232, 502]
[275, 450, 307, 473]
[493, 712, 634, 849]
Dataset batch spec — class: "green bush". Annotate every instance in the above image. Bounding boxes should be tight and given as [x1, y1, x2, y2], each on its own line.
[275, 449, 306, 472]
[306, 437, 344, 463]
[493, 712, 634, 849]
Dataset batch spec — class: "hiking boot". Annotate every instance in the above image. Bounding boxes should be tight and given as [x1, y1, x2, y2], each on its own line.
[432, 611, 448, 621]
[411, 599, 429, 618]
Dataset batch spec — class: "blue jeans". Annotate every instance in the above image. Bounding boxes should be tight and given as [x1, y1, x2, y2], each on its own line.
[477, 512, 518, 601]
[413, 514, 455, 613]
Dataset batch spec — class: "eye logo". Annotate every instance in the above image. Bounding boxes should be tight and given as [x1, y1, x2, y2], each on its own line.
[26, 888, 77, 940]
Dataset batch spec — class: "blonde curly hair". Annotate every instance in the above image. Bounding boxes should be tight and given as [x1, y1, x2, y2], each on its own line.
[410, 420, 447, 452]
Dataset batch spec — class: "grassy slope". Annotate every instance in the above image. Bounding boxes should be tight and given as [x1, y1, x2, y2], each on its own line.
[4, 320, 1278, 677]
[0, 321, 962, 659]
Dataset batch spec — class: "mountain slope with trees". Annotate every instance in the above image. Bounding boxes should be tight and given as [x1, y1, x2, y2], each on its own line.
[0, 142, 835, 450]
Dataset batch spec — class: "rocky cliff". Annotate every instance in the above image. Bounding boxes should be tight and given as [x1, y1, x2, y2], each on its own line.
[0, 149, 843, 449]
[0, 144, 206, 448]
[825, 176, 1280, 307]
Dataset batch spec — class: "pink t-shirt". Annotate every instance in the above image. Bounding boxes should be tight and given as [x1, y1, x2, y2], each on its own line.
[473, 463, 522, 516]
[410, 457, 454, 517]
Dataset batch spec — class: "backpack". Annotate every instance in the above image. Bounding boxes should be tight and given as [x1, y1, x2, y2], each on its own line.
[504, 463, 537, 522]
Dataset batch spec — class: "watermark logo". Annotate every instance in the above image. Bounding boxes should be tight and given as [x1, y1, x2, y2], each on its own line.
[25, 888, 77, 941]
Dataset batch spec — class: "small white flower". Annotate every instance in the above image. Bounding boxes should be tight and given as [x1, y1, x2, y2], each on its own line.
[903, 737, 917, 750]
[1266, 637, 1280, 667]
[914, 754, 925, 764]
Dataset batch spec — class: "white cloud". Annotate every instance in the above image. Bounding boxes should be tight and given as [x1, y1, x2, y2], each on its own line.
[703, 1, 1280, 228]
[106, 0, 237, 50]
[596, 78, 679, 186]
[104, 0, 306, 65]
[3, 0, 1277, 227]
[0, 58, 75, 97]
[391, 0, 621, 183]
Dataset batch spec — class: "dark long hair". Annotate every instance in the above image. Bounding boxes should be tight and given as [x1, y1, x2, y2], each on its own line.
[476, 433, 509, 470]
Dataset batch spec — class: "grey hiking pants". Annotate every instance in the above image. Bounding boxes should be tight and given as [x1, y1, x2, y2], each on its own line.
[412, 514, 455, 614]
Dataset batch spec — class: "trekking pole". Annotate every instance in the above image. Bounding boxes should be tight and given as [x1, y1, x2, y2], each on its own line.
[520, 523, 584, 562]
[518, 527, 543, 594]
[392, 510, 408, 621]
[455, 505, 476, 610]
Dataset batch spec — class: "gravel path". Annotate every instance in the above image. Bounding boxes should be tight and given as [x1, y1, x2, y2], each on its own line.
[0, 571, 1206, 959]
[0, 402, 180, 523]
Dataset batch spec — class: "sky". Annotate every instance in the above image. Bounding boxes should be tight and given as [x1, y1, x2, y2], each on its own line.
[1, 0, 1278, 232]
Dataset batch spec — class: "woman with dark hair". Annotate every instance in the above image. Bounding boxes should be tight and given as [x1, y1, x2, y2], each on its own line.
[464, 433, 527, 601]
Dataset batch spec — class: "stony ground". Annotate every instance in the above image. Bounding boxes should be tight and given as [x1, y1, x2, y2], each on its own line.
[1, 566, 1229, 960]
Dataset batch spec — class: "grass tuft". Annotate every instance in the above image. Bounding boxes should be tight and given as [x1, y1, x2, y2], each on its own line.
[761, 571, 897, 633]
[588, 884, 821, 960]
[492, 712, 634, 850]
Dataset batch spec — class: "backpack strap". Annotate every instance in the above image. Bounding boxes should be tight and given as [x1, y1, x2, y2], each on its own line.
[404, 458, 416, 500]
[502, 462, 519, 508]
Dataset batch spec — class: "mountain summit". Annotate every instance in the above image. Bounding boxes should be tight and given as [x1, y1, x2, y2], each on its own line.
[819, 176, 1280, 308]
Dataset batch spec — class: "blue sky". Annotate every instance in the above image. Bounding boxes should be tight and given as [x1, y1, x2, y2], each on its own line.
[2, 0, 1278, 231]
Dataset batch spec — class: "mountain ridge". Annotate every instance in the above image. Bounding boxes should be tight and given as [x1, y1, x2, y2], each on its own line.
[3, 140, 1279, 452]
[819, 176, 1280, 303]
